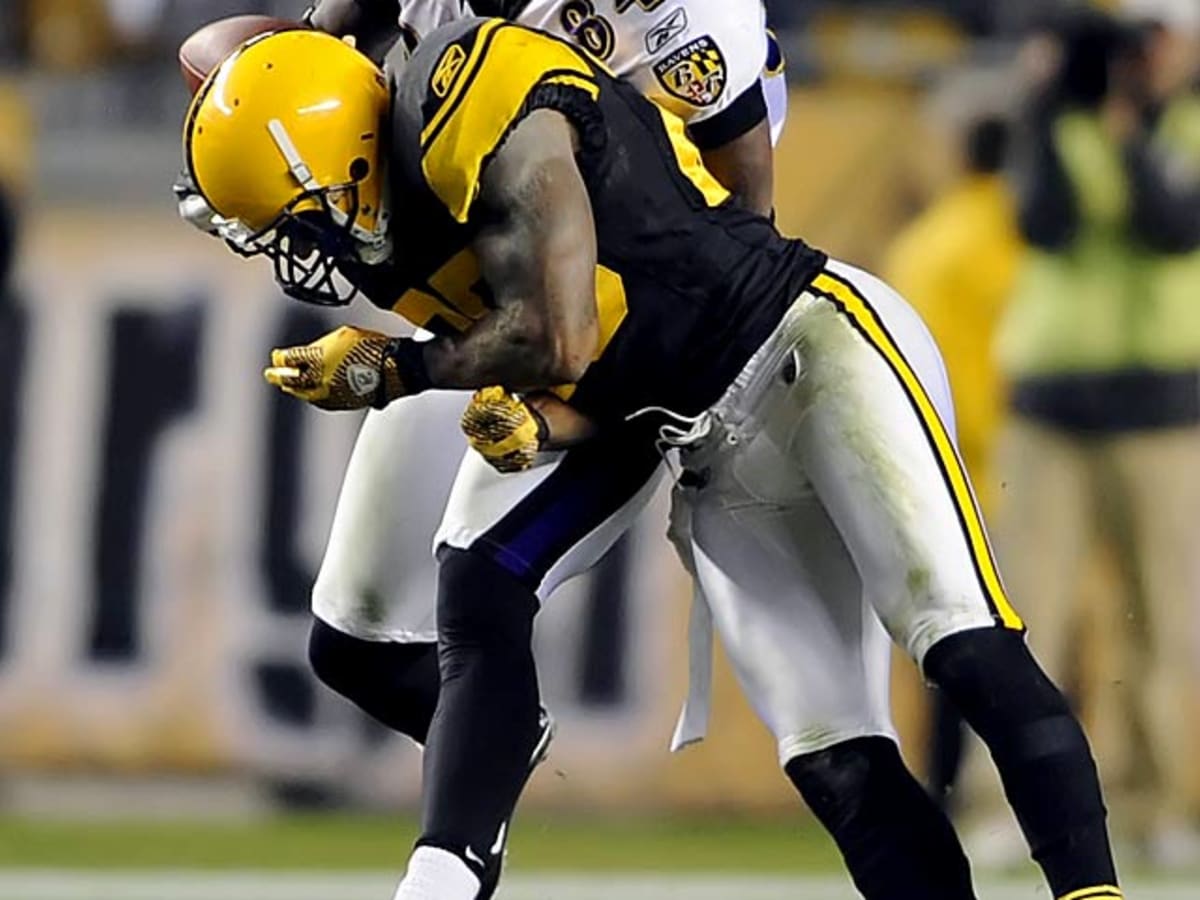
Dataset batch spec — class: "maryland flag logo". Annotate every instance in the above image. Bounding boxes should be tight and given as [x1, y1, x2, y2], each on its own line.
[652, 35, 727, 108]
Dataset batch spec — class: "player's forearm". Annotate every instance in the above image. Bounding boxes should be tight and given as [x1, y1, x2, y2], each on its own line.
[699, 120, 775, 218]
[525, 392, 599, 449]
[438, 109, 599, 393]
[418, 302, 596, 392]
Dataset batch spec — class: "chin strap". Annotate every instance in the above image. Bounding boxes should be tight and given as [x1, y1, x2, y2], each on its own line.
[268, 119, 322, 192]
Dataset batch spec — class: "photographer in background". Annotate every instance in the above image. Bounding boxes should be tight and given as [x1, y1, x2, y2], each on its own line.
[984, 0, 1200, 868]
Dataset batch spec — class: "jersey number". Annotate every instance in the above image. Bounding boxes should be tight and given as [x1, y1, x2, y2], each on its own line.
[613, 0, 667, 12]
[560, 0, 616, 62]
[559, 0, 671, 64]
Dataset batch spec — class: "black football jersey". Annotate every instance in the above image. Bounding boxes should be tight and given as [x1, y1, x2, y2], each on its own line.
[347, 17, 824, 423]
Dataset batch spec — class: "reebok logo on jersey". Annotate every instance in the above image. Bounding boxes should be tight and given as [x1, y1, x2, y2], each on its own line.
[652, 35, 727, 107]
[431, 43, 467, 98]
[645, 7, 688, 55]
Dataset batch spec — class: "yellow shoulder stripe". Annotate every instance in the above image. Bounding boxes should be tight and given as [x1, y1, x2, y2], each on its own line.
[812, 270, 1024, 632]
[421, 19, 505, 147]
[543, 73, 601, 99]
[421, 25, 599, 222]
[655, 106, 730, 208]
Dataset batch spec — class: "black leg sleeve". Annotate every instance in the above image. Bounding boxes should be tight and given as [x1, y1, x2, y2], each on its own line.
[786, 736, 977, 900]
[419, 547, 541, 872]
[308, 618, 440, 744]
[927, 689, 967, 815]
[925, 628, 1119, 899]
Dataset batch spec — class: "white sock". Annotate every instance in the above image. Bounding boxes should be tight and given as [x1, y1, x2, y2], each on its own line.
[392, 846, 481, 900]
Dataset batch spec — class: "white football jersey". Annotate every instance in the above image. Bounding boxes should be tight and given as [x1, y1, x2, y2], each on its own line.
[396, 0, 470, 38]
[397, 0, 769, 126]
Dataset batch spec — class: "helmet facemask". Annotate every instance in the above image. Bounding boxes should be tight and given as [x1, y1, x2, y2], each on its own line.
[212, 118, 390, 307]
[218, 184, 372, 306]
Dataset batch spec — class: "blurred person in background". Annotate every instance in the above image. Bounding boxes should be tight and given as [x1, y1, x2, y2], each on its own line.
[979, 0, 1200, 868]
[886, 116, 1019, 519]
[883, 114, 1023, 816]
[0, 91, 26, 684]
[0, 180, 14, 293]
[0, 74, 27, 300]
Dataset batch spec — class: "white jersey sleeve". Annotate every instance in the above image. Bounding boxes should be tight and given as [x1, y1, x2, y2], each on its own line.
[762, 27, 787, 147]
[398, 0, 472, 41]
[513, 0, 768, 127]
[397, 0, 777, 142]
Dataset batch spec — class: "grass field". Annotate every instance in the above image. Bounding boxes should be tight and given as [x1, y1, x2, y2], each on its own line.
[0, 816, 1194, 899]
[1, 870, 1198, 900]
[0, 815, 840, 871]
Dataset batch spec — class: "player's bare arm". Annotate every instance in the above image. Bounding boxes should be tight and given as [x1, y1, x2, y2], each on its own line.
[265, 111, 599, 403]
[422, 109, 599, 392]
[264, 109, 597, 399]
[698, 118, 774, 217]
[265, 106, 600, 464]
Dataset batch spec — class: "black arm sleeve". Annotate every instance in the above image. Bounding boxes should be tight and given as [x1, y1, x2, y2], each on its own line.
[1012, 102, 1079, 250]
[1125, 139, 1200, 254]
[306, 0, 401, 62]
[686, 82, 768, 151]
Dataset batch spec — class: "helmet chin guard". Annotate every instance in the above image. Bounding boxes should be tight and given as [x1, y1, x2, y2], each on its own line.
[219, 182, 390, 307]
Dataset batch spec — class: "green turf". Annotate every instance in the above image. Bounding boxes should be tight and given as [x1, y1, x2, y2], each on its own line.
[0, 815, 842, 872]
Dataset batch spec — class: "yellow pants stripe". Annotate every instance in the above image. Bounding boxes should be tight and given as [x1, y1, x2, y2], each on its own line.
[1058, 885, 1123, 900]
[811, 271, 1024, 631]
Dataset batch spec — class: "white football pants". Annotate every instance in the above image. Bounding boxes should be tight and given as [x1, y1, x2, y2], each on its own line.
[666, 260, 1023, 765]
[314, 259, 1025, 767]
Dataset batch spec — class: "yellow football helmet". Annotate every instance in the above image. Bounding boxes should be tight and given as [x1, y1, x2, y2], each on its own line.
[183, 29, 391, 305]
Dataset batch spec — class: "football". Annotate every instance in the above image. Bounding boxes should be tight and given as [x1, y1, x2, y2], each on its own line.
[178, 14, 302, 94]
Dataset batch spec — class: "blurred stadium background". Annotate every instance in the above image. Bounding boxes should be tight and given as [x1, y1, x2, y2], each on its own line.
[0, 0, 1197, 897]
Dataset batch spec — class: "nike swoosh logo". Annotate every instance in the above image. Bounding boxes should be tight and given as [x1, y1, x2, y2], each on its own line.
[465, 845, 484, 867]
[490, 821, 508, 857]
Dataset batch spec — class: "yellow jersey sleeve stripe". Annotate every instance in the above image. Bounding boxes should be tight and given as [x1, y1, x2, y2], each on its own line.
[655, 106, 730, 209]
[543, 72, 601, 100]
[1058, 886, 1123, 900]
[420, 19, 505, 147]
[421, 25, 599, 223]
[811, 270, 1025, 632]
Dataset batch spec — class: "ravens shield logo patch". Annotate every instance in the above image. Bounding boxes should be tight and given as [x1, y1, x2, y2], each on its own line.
[652, 35, 727, 107]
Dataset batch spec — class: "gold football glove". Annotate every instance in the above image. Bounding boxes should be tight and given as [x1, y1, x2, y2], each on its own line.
[263, 325, 406, 411]
[461, 387, 549, 473]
